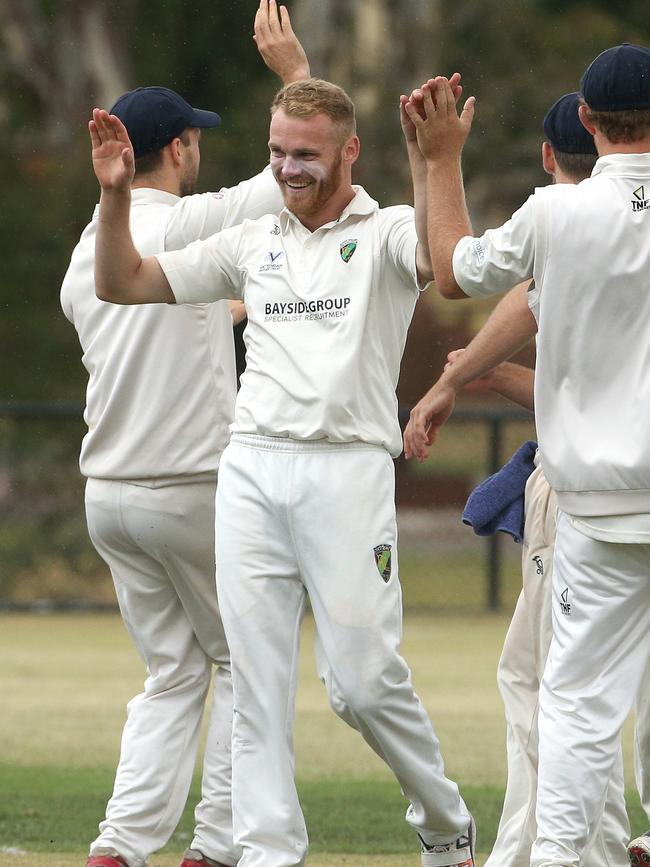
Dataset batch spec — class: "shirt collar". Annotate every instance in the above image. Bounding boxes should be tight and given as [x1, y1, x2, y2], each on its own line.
[130, 187, 181, 205]
[279, 185, 378, 232]
[591, 152, 650, 178]
[92, 187, 180, 219]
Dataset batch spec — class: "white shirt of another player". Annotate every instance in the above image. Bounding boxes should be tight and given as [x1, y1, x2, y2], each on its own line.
[60, 169, 282, 480]
[156, 186, 421, 457]
[451, 153, 650, 542]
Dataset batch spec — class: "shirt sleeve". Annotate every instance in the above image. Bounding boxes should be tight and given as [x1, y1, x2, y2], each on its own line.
[380, 205, 420, 293]
[60, 276, 73, 323]
[527, 278, 540, 325]
[155, 223, 246, 304]
[164, 166, 283, 250]
[452, 195, 536, 298]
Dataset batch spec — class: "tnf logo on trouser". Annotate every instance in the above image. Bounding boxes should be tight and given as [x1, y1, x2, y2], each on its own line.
[560, 587, 571, 616]
[374, 544, 392, 582]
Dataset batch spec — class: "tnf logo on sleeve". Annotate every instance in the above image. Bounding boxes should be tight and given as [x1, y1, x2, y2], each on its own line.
[373, 544, 392, 582]
[340, 239, 358, 263]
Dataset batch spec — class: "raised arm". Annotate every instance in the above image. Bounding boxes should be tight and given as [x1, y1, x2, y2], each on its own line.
[404, 77, 476, 299]
[403, 282, 536, 460]
[254, 0, 310, 85]
[90, 109, 175, 305]
[400, 73, 463, 285]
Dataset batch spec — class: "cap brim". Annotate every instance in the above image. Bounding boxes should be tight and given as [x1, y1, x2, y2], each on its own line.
[190, 108, 221, 128]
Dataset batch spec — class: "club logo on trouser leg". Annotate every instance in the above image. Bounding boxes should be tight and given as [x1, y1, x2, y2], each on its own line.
[374, 544, 392, 582]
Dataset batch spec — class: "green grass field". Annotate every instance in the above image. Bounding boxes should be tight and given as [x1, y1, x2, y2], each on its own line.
[0, 613, 645, 867]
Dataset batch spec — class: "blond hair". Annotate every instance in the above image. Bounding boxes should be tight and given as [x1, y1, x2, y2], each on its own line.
[271, 78, 356, 141]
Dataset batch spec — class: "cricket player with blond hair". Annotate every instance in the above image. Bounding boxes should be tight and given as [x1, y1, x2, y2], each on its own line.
[86, 70, 477, 867]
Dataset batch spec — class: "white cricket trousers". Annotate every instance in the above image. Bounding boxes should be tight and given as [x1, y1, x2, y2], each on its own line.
[215, 435, 471, 867]
[635, 660, 650, 821]
[484, 466, 629, 867]
[85, 477, 240, 867]
[532, 512, 650, 867]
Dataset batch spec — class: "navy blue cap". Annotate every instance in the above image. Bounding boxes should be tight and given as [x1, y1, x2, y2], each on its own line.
[580, 43, 650, 111]
[109, 86, 221, 159]
[543, 92, 596, 155]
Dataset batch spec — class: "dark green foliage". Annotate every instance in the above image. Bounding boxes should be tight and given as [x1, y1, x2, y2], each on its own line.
[2, 1, 650, 603]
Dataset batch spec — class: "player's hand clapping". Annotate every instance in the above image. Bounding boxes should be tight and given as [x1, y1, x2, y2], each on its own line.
[89, 109, 135, 192]
[404, 77, 476, 162]
[403, 377, 458, 462]
[400, 73, 464, 146]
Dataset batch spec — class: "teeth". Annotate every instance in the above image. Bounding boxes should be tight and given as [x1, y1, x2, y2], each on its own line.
[287, 182, 310, 189]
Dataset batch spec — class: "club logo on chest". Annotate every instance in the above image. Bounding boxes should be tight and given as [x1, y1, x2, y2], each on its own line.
[340, 239, 358, 263]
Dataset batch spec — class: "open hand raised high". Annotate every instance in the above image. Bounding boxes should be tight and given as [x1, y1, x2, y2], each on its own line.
[404, 77, 475, 162]
[89, 108, 135, 192]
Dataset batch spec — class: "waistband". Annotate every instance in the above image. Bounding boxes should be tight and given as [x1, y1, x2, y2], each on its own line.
[86, 471, 217, 489]
[229, 433, 387, 455]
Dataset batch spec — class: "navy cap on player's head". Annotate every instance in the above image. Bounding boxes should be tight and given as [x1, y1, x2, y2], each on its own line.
[110, 86, 221, 159]
[580, 43, 650, 111]
[543, 92, 597, 155]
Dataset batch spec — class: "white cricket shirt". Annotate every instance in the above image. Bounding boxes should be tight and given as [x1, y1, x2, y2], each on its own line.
[452, 154, 650, 531]
[61, 168, 282, 480]
[156, 186, 421, 457]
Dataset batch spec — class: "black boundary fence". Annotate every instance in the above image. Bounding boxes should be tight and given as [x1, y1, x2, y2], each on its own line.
[0, 401, 534, 613]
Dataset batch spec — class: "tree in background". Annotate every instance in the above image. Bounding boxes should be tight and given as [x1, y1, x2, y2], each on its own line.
[1, 0, 650, 603]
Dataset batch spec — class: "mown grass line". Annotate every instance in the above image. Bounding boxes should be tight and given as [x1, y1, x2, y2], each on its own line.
[0, 766, 646, 857]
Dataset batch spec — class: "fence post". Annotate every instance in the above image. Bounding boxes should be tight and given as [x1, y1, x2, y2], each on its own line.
[487, 416, 503, 611]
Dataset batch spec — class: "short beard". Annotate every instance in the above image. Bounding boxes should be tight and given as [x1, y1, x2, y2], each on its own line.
[179, 168, 198, 198]
[284, 153, 342, 221]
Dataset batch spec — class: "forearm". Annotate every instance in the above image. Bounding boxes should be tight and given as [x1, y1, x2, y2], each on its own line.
[425, 158, 472, 298]
[444, 283, 536, 390]
[95, 188, 140, 301]
[486, 362, 535, 411]
[408, 142, 433, 282]
[95, 188, 173, 305]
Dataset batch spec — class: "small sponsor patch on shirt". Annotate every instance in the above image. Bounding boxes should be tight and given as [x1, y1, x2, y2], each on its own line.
[471, 238, 486, 265]
[631, 185, 650, 212]
[259, 251, 285, 272]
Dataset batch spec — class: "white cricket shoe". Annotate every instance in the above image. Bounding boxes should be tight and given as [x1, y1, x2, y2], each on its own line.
[628, 831, 650, 867]
[420, 818, 476, 867]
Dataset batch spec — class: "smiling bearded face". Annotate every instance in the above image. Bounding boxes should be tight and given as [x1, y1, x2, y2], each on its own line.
[268, 109, 347, 225]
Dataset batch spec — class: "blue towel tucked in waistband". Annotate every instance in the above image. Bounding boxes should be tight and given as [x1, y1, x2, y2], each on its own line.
[462, 440, 538, 543]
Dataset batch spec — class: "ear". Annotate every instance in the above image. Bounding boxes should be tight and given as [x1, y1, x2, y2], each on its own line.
[342, 135, 361, 166]
[168, 136, 184, 168]
[541, 141, 556, 176]
[578, 104, 596, 135]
